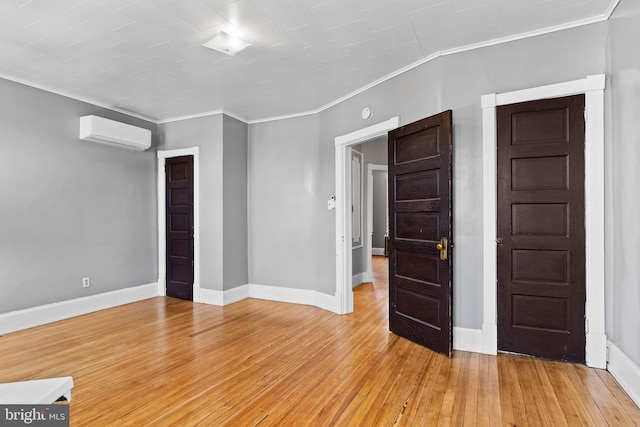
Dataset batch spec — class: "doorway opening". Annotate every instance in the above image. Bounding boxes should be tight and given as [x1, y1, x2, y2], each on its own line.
[365, 164, 388, 282]
[157, 147, 201, 302]
[334, 117, 399, 314]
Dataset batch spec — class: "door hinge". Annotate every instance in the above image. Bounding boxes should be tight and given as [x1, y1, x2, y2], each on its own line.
[585, 317, 589, 333]
[584, 107, 588, 122]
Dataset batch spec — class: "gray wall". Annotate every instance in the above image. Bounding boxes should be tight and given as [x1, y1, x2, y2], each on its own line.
[223, 115, 248, 289]
[0, 78, 157, 313]
[159, 114, 225, 291]
[247, 22, 609, 332]
[606, 0, 640, 365]
[248, 114, 335, 290]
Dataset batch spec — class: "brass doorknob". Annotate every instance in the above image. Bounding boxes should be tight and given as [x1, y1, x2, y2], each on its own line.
[436, 237, 448, 261]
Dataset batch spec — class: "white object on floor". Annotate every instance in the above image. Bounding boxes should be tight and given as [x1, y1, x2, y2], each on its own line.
[0, 376, 73, 404]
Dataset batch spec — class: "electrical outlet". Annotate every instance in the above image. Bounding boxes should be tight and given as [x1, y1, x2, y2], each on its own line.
[82, 277, 90, 288]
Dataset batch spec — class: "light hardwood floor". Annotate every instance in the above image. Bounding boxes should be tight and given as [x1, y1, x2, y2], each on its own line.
[1, 256, 639, 426]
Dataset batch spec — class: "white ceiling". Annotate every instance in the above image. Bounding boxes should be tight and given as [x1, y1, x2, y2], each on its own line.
[0, 0, 617, 123]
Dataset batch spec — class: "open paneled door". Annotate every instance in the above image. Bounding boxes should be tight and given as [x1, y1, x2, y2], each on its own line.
[388, 111, 453, 357]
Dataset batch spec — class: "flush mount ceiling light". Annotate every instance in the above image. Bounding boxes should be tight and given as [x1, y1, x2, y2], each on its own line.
[202, 31, 252, 56]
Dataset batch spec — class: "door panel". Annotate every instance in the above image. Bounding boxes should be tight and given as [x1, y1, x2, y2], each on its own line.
[497, 95, 585, 363]
[388, 110, 453, 357]
[166, 155, 194, 301]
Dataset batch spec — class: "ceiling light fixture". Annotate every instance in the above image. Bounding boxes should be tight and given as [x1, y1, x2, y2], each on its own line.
[202, 31, 252, 56]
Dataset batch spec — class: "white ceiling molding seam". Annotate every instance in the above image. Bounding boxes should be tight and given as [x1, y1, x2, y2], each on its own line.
[246, 4, 621, 125]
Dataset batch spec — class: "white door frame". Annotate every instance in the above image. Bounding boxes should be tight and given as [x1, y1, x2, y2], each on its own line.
[335, 117, 400, 314]
[481, 74, 607, 368]
[364, 164, 388, 282]
[157, 147, 201, 302]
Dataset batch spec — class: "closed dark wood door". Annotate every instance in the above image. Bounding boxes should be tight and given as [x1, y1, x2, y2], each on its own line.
[497, 95, 586, 363]
[166, 156, 194, 301]
[388, 110, 453, 357]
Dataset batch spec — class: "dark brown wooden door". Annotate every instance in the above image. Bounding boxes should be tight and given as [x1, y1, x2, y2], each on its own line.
[388, 110, 453, 357]
[497, 95, 586, 363]
[165, 156, 194, 301]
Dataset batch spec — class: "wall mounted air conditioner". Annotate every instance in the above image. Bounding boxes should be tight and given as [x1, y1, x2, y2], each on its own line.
[79, 115, 151, 151]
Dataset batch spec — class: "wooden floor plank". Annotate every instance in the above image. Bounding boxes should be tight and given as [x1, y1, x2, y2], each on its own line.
[436, 350, 467, 426]
[0, 256, 638, 426]
[571, 364, 636, 426]
[546, 360, 605, 426]
[400, 349, 444, 426]
[462, 352, 480, 426]
[499, 355, 536, 426]
[596, 369, 640, 423]
[532, 359, 569, 427]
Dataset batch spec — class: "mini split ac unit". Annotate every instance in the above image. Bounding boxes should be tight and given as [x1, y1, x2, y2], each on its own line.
[79, 115, 151, 151]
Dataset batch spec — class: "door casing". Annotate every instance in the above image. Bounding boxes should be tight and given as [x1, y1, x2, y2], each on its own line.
[335, 117, 400, 314]
[157, 147, 201, 302]
[481, 74, 606, 368]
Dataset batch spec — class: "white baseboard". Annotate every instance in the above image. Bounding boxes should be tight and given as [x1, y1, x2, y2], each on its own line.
[372, 248, 385, 256]
[453, 327, 484, 354]
[199, 285, 249, 306]
[607, 341, 640, 408]
[482, 322, 498, 355]
[314, 291, 339, 313]
[249, 284, 317, 306]
[199, 284, 340, 314]
[363, 270, 372, 283]
[0, 283, 158, 335]
[352, 273, 365, 288]
[587, 331, 608, 369]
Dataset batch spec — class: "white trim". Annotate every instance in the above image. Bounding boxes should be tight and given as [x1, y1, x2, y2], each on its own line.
[157, 147, 201, 302]
[335, 118, 399, 147]
[249, 284, 332, 310]
[198, 284, 339, 313]
[608, 341, 640, 408]
[352, 272, 365, 288]
[157, 110, 248, 125]
[0, 283, 157, 335]
[335, 117, 399, 315]
[245, 109, 319, 125]
[481, 74, 607, 368]
[200, 285, 249, 306]
[365, 164, 388, 282]
[453, 327, 484, 354]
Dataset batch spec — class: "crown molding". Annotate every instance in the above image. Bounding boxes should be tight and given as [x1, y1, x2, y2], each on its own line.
[247, 5, 618, 124]
[157, 109, 248, 125]
[0, 72, 158, 123]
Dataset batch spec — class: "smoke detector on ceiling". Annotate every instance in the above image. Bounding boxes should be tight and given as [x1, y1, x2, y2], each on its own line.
[202, 31, 252, 56]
